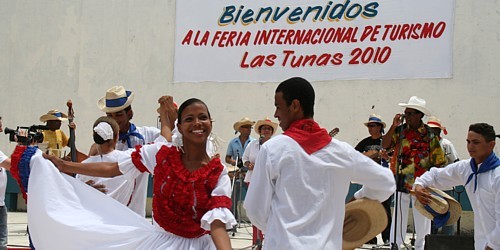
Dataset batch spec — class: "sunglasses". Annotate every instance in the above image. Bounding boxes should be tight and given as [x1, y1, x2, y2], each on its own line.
[367, 124, 380, 128]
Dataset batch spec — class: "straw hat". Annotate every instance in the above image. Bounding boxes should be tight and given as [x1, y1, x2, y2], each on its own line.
[97, 86, 135, 113]
[363, 114, 386, 129]
[343, 199, 388, 250]
[233, 117, 255, 131]
[254, 117, 278, 135]
[398, 96, 431, 116]
[427, 116, 448, 135]
[39, 110, 68, 122]
[414, 187, 462, 227]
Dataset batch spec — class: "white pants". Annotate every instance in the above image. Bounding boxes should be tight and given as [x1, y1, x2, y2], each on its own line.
[389, 191, 431, 250]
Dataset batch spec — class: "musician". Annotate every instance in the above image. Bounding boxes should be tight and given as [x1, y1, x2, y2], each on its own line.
[244, 77, 395, 249]
[242, 117, 277, 249]
[414, 123, 499, 250]
[225, 117, 255, 168]
[91, 85, 161, 217]
[77, 116, 146, 215]
[381, 96, 446, 250]
[426, 116, 460, 235]
[39, 109, 76, 157]
[354, 114, 391, 245]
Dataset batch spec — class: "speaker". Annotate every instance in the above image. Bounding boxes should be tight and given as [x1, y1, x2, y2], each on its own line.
[424, 235, 474, 250]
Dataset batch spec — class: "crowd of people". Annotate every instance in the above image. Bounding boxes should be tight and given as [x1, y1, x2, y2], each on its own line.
[0, 77, 498, 250]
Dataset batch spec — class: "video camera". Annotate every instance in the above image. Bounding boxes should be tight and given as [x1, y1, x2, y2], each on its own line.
[4, 125, 49, 145]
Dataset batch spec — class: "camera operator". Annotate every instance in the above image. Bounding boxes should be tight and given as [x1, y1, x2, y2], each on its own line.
[0, 116, 12, 249]
[39, 110, 76, 157]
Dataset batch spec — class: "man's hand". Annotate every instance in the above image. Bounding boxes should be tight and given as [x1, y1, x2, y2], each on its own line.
[157, 95, 177, 126]
[392, 113, 404, 128]
[85, 180, 107, 194]
[413, 185, 432, 205]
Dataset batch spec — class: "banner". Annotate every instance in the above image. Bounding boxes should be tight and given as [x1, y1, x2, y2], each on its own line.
[174, 0, 455, 82]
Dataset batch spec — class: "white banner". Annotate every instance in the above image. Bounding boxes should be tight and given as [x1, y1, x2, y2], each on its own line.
[174, 0, 454, 82]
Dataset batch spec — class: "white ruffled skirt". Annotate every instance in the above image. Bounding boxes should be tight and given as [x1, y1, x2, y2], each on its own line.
[26, 150, 236, 249]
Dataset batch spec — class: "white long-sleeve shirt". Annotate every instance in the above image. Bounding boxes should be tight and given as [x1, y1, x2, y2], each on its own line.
[244, 135, 396, 250]
[414, 159, 500, 250]
[76, 150, 144, 215]
[242, 139, 261, 183]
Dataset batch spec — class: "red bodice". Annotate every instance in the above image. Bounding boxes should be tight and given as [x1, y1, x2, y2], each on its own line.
[132, 145, 232, 238]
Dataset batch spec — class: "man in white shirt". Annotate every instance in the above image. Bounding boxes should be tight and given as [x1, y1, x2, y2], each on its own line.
[426, 116, 460, 235]
[414, 123, 500, 250]
[244, 77, 396, 249]
[89, 86, 161, 216]
[0, 150, 11, 250]
[0, 117, 11, 250]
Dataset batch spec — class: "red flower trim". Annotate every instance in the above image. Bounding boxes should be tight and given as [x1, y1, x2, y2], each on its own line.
[209, 195, 232, 210]
[131, 145, 149, 173]
[10, 146, 28, 202]
[152, 146, 225, 238]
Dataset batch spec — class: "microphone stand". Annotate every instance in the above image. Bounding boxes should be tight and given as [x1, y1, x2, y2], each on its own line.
[391, 121, 406, 250]
[231, 155, 240, 236]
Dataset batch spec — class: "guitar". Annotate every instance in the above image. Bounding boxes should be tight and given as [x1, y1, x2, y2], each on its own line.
[66, 100, 88, 162]
[329, 127, 339, 137]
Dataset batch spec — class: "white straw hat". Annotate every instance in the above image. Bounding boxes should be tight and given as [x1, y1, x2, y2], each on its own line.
[39, 110, 68, 122]
[97, 86, 135, 113]
[398, 96, 431, 116]
[343, 199, 388, 250]
[414, 187, 462, 227]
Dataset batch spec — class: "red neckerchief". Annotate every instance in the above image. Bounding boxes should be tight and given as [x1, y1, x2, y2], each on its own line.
[283, 119, 331, 154]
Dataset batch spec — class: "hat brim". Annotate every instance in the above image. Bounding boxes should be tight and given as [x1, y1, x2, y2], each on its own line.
[39, 114, 68, 122]
[343, 199, 387, 250]
[414, 187, 462, 226]
[233, 121, 256, 131]
[254, 120, 278, 135]
[98, 92, 135, 113]
[363, 121, 386, 129]
[398, 104, 431, 116]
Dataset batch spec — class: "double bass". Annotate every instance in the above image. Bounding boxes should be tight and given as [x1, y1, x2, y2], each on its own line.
[66, 100, 88, 162]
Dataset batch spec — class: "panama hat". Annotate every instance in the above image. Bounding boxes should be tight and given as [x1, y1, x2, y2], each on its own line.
[414, 187, 462, 227]
[427, 116, 448, 135]
[363, 114, 386, 129]
[39, 110, 68, 122]
[97, 86, 135, 113]
[398, 96, 431, 116]
[254, 117, 278, 135]
[233, 117, 256, 131]
[343, 199, 387, 250]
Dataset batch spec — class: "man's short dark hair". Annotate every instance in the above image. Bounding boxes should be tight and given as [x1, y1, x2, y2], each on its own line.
[469, 123, 496, 142]
[275, 77, 315, 118]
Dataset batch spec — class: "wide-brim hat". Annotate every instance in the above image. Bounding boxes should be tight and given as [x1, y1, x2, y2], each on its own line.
[233, 117, 256, 131]
[414, 187, 462, 227]
[39, 109, 68, 122]
[398, 96, 431, 116]
[254, 117, 278, 135]
[97, 86, 135, 113]
[343, 199, 388, 250]
[427, 116, 448, 135]
[363, 114, 386, 129]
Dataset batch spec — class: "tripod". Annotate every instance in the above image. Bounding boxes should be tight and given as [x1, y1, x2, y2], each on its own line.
[230, 156, 247, 236]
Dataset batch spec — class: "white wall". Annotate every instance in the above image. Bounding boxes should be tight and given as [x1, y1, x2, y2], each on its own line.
[0, 0, 499, 162]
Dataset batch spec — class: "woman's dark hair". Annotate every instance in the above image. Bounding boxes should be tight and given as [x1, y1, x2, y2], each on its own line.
[93, 116, 119, 144]
[177, 98, 211, 124]
[469, 123, 496, 142]
[275, 77, 315, 118]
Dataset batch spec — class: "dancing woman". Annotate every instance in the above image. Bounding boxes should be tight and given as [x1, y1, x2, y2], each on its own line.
[18, 96, 235, 249]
